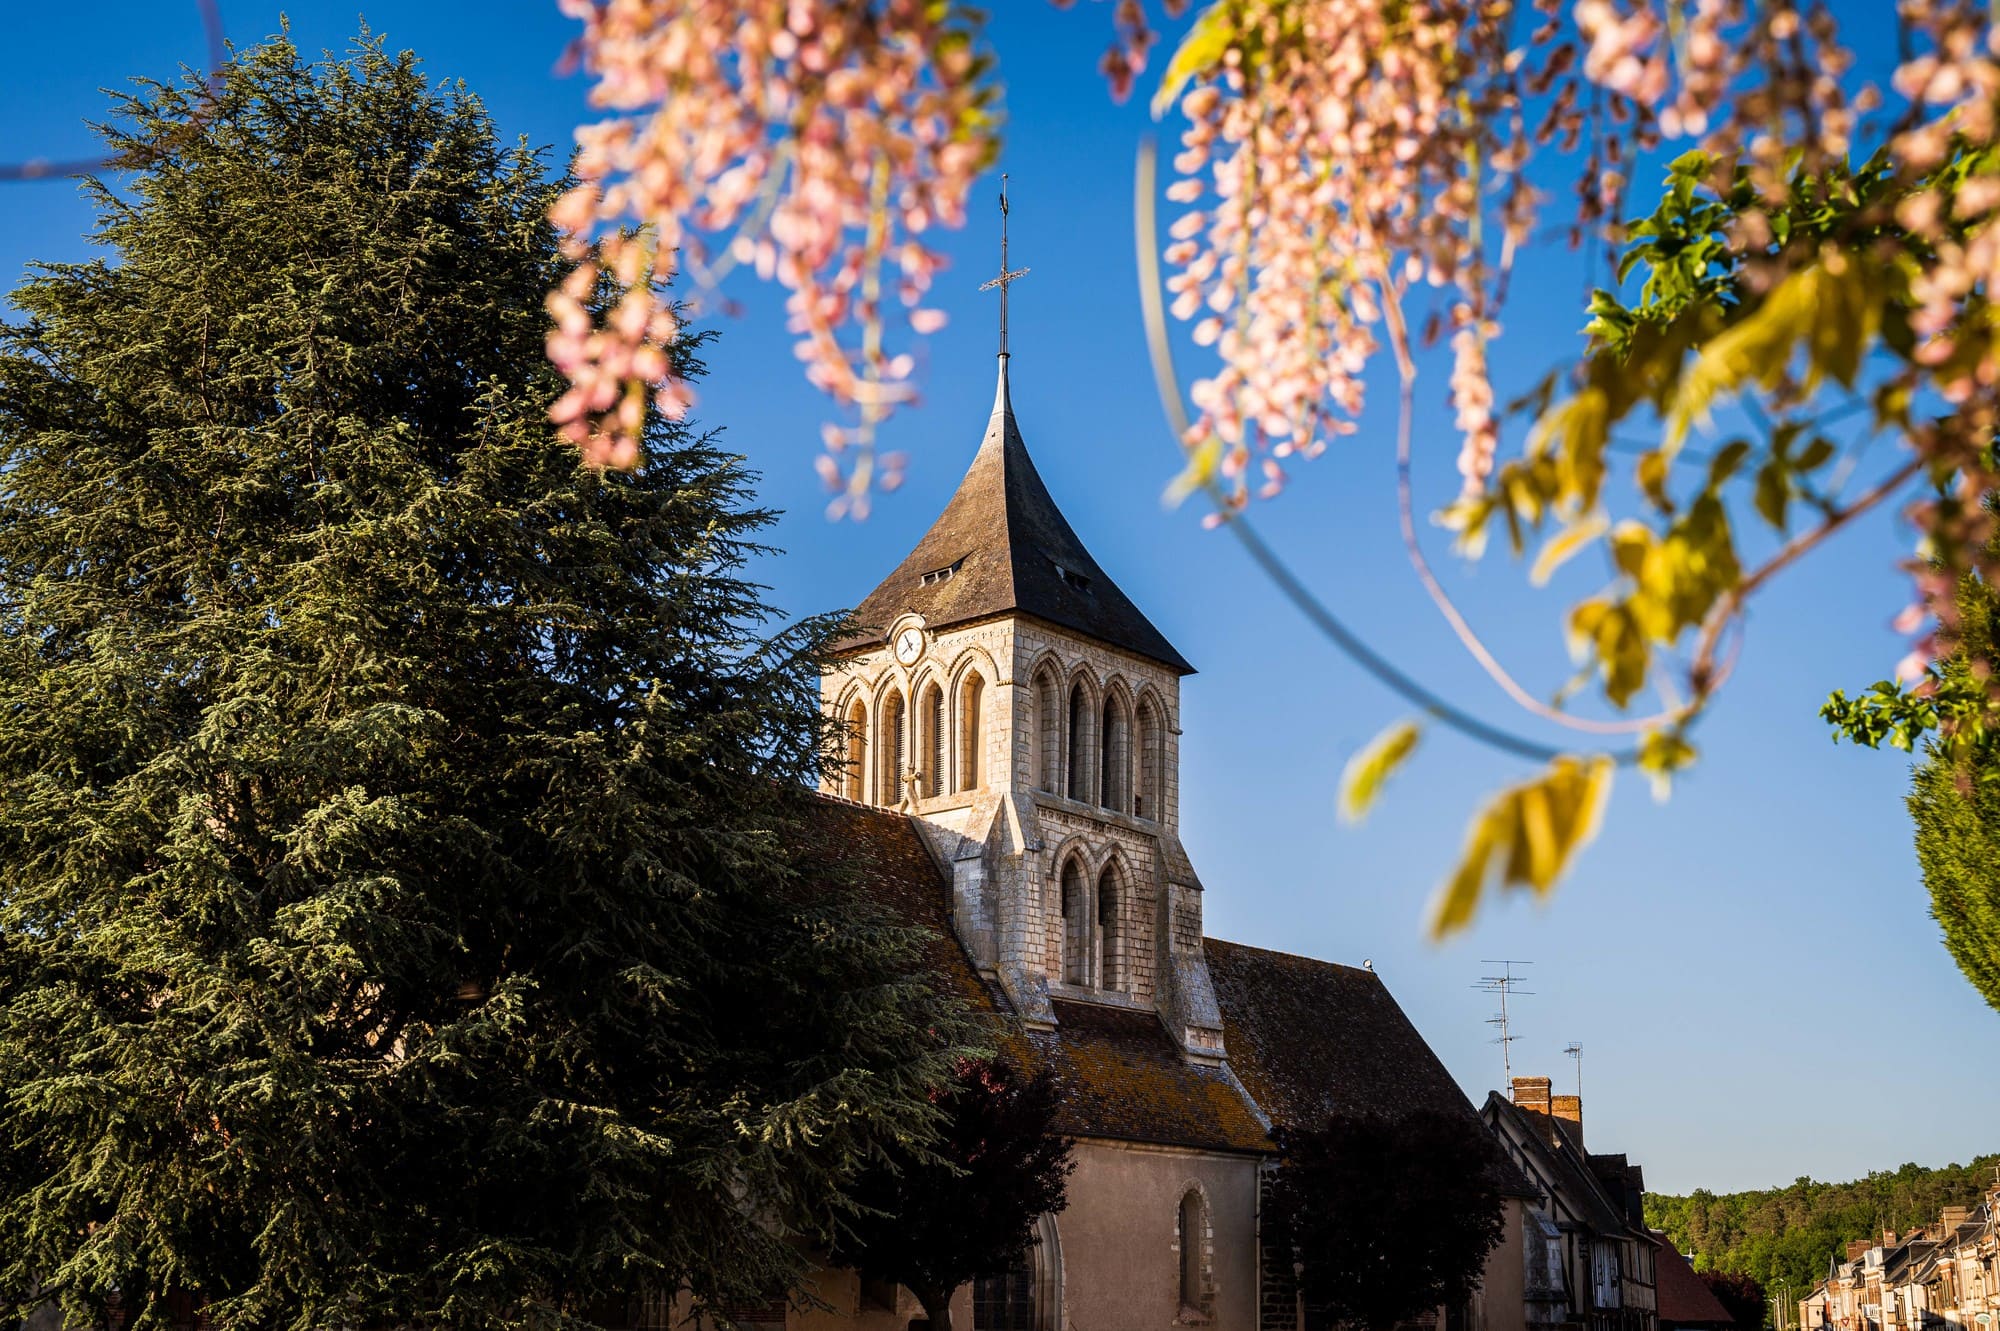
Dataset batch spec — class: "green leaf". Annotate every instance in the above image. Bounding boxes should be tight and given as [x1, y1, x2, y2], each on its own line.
[1636, 730, 1697, 801]
[1152, 3, 1234, 118]
[1162, 434, 1221, 508]
[1530, 513, 1610, 587]
[1428, 756, 1614, 939]
[1339, 720, 1422, 823]
[1795, 435, 1837, 471]
[1753, 461, 1790, 530]
[1706, 439, 1753, 489]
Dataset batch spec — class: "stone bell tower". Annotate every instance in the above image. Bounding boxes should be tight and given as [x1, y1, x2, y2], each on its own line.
[819, 350, 1226, 1061]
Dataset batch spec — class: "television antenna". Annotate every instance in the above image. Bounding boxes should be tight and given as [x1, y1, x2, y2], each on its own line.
[1563, 1041, 1583, 1099]
[1473, 960, 1534, 1079]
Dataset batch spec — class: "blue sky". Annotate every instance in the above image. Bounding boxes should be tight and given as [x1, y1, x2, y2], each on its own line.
[2, 2, 1990, 1196]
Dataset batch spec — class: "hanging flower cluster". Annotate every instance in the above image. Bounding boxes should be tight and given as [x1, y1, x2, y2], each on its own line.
[551, 0, 2000, 929]
[549, 0, 999, 508]
[1157, 0, 1541, 505]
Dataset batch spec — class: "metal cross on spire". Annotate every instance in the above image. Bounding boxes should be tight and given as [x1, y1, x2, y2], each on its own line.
[979, 173, 1030, 359]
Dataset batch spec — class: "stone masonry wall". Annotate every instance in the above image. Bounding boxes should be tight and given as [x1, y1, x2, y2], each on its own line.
[821, 611, 1223, 1052]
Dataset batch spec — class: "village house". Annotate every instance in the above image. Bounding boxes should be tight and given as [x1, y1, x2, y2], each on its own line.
[760, 349, 1550, 1331]
[1799, 1189, 2000, 1331]
[1481, 1077, 1660, 1331]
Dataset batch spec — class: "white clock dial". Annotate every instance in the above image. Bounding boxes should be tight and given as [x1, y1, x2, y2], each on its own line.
[894, 627, 925, 665]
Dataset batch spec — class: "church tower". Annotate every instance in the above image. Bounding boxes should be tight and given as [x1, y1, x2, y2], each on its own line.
[820, 352, 1227, 1061]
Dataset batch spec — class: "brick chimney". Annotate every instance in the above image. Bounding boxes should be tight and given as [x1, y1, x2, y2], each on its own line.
[1551, 1093, 1583, 1147]
[1845, 1240, 1871, 1264]
[1882, 1229, 1898, 1248]
[1511, 1076, 1553, 1113]
[1942, 1206, 1971, 1229]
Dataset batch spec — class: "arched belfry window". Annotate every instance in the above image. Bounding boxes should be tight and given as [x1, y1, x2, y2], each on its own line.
[1059, 859, 1087, 986]
[1066, 681, 1093, 804]
[843, 697, 868, 803]
[1033, 666, 1062, 793]
[879, 689, 907, 806]
[1135, 694, 1163, 821]
[1100, 692, 1131, 814]
[958, 672, 985, 792]
[920, 682, 945, 798]
[1177, 1188, 1212, 1321]
[1097, 863, 1126, 993]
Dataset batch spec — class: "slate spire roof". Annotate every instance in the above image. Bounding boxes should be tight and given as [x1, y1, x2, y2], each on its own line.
[833, 357, 1194, 673]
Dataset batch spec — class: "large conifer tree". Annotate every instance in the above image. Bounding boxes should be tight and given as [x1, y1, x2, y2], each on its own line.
[0, 33, 958, 1329]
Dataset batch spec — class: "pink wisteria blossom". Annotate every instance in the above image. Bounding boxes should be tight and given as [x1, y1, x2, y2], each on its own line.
[549, 0, 2000, 694]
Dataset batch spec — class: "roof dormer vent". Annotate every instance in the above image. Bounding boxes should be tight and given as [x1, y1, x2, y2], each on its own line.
[1051, 561, 1092, 594]
[920, 557, 964, 587]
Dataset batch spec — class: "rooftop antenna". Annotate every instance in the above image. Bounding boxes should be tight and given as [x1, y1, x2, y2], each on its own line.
[1472, 960, 1534, 1080]
[979, 174, 1031, 361]
[1563, 1041, 1583, 1100]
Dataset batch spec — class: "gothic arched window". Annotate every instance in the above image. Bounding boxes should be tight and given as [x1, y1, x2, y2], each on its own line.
[920, 681, 945, 798]
[879, 689, 906, 806]
[974, 1213, 1063, 1330]
[958, 671, 985, 792]
[1097, 863, 1125, 993]
[1059, 858, 1087, 986]
[1033, 665, 1062, 794]
[1100, 692, 1131, 814]
[1135, 694, 1163, 821]
[1066, 680, 1093, 804]
[843, 697, 868, 802]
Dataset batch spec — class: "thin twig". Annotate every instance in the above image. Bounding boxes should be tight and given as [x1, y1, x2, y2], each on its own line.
[0, 1, 227, 182]
[1134, 138, 1631, 765]
[1376, 274, 1681, 737]
[1690, 454, 1924, 689]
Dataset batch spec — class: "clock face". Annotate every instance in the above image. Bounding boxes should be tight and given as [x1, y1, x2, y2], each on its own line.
[893, 627, 925, 665]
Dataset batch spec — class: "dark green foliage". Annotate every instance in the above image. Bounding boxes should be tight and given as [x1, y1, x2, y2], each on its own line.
[0, 32, 960, 1331]
[1703, 1270, 1769, 1331]
[1270, 1110, 1507, 1331]
[831, 1058, 1072, 1331]
[1646, 1156, 2000, 1308]
[1827, 540, 2000, 1015]
[1904, 563, 2000, 1016]
[1910, 753, 2000, 1014]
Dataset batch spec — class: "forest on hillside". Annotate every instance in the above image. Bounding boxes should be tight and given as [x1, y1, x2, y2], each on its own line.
[1647, 1155, 2000, 1312]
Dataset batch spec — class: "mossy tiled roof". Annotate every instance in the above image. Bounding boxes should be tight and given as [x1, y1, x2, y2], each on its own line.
[801, 800, 1502, 1162]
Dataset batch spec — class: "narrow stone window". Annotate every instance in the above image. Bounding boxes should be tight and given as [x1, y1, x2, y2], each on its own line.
[843, 697, 868, 802]
[1135, 694, 1163, 821]
[958, 672, 985, 791]
[1097, 864, 1125, 993]
[1177, 1188, 1212, 1322]
[1066, 680, 1092, 803]
[1034, 666, 1062, 793]
[879, 690, 906, 806]
[921, 682, 945, 798]
[1059, 859, 1087, 986]
[1100, 692, 1131, 814]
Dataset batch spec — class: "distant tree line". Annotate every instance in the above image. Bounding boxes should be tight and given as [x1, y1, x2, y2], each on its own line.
[1647, 1156, 2000, 1311]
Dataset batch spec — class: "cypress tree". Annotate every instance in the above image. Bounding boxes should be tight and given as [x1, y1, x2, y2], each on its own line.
[1906, 545, 2000, 1018]
[0, 32, 959, 1329]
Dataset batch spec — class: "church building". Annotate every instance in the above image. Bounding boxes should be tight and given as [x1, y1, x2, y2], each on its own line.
[788, 342, 1539, 1331]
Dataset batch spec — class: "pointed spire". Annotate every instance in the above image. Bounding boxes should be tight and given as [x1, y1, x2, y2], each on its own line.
[989, 349, 1014, 424]
[833, 355, 1192, 675]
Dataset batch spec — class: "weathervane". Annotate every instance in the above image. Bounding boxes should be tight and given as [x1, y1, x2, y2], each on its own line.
[979, 174, 1030, 359]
